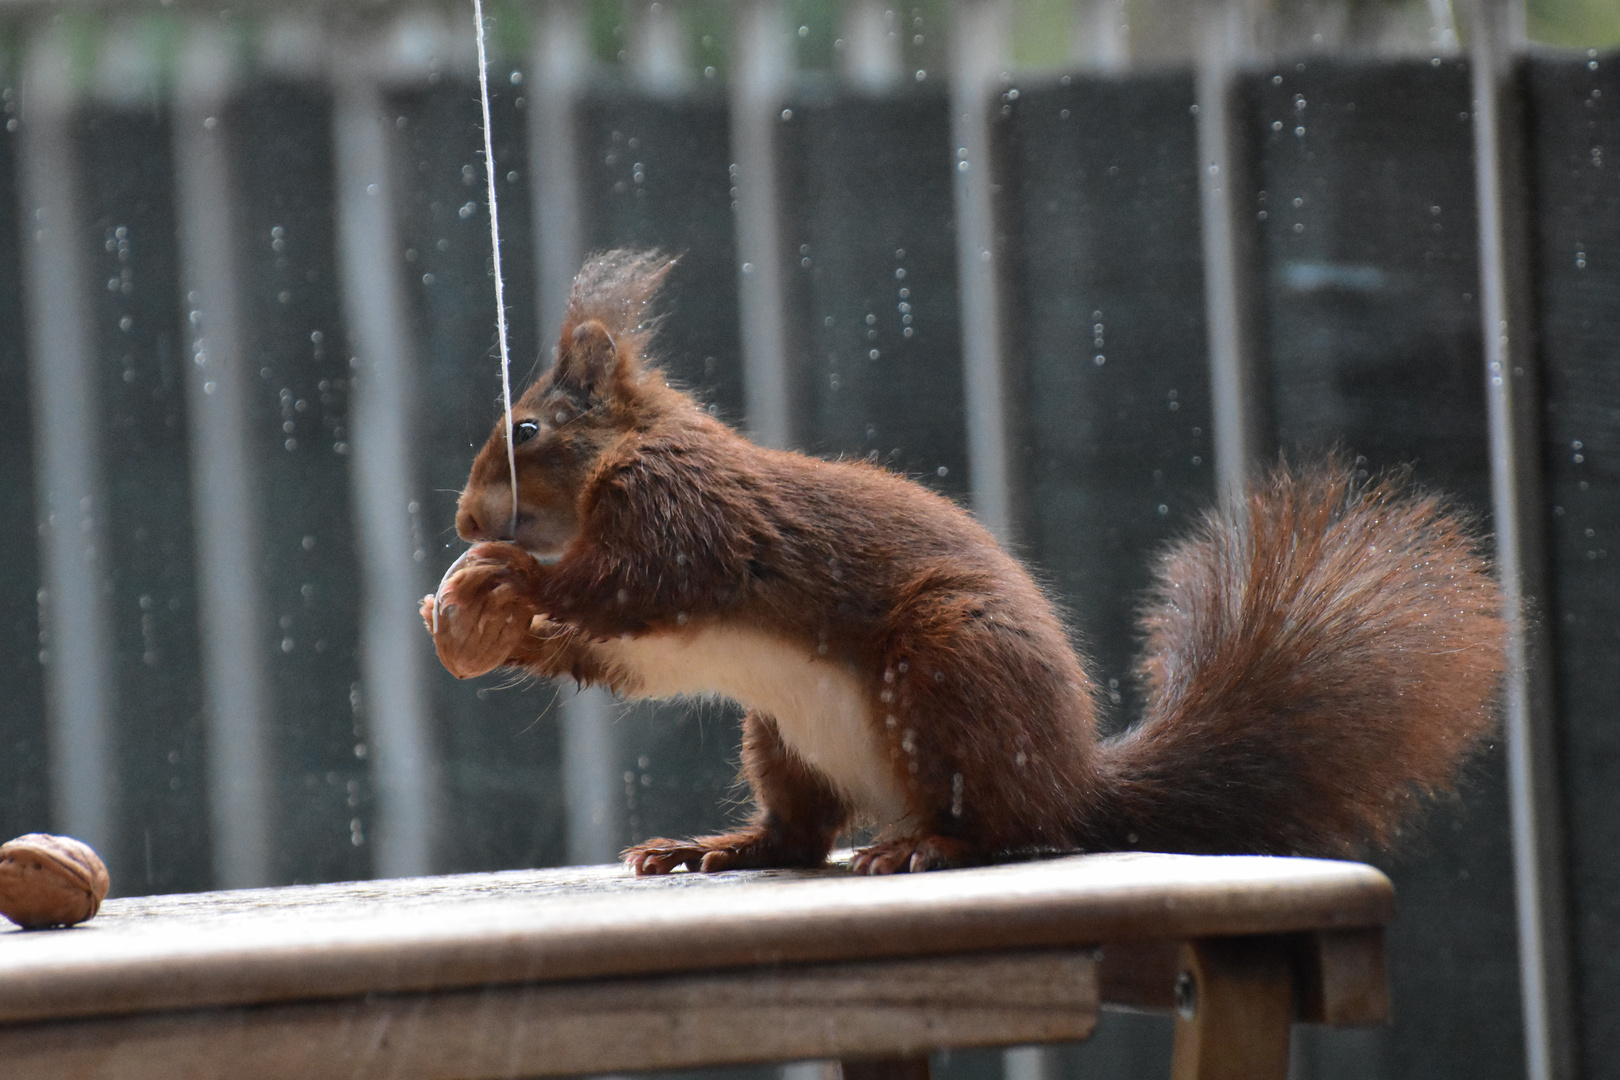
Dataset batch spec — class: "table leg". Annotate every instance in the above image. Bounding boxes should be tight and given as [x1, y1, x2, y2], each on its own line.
[840, 1056, 932, 1080]
[1169, 937, 1293, 1080]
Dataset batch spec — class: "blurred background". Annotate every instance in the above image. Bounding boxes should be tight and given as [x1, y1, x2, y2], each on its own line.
[0, 0, 1615, 1077]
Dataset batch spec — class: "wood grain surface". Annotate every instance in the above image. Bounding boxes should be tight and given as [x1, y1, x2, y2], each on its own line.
[0, 853, 1392, 1026]
[0, 950, 1098, 1080]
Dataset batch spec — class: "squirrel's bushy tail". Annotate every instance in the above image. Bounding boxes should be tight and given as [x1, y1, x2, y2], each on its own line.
[1090, 460, 1506, 858]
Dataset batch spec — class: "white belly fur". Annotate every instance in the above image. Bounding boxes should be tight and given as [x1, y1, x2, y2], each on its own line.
[598, 625, 909, 828]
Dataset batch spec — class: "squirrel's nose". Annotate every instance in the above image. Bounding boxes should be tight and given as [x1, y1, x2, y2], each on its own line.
[456, 497, 513, 543]
[456, 507, 489, 542]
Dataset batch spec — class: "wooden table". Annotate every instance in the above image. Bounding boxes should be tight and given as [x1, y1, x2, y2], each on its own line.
[0, 853, 1392, 1080]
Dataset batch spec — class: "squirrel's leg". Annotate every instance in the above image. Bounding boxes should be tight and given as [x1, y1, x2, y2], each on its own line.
[503, 616, 617, 687]
[852, 592, 1092, 875]
[624, 711, 849, 875]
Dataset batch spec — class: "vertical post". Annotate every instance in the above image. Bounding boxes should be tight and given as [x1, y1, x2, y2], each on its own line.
[20, 27, 117, 860]
[783, 1062, 841, 1080]
[629, 0, 689, 95]
[1427, 0, 1462, 55]
[732, 0, 793, 449]
[1170, 937, 1294, 1080]
[843, 0, 904, 92]
[840, 1059, 932, 1080]
[1071, 0, 1130, 72]
[949, 0, 1014, 545]
[532, 0, 587, 353]
[1193, 0, 1267, 508]
[1002, 1047, 1053, 1080]
[173, 24, 275, 889]
[331, 66, 441, 879]
[559, 688, 623, 863]
[533, 0, 622, 864]
[1466, 1, 1575, 1077]
[539, 0, 718, 866]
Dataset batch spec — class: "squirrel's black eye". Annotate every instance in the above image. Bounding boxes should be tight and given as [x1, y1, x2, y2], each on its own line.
[513, 420, 540, 445]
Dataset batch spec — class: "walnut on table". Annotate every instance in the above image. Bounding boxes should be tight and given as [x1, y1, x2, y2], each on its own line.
[0, 833, 110, 929]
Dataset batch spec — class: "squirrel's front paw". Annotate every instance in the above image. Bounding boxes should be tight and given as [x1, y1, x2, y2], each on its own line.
[429, 542, 545, 679]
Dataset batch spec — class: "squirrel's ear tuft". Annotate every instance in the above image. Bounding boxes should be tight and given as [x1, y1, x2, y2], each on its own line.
[553, 318, 624, 402]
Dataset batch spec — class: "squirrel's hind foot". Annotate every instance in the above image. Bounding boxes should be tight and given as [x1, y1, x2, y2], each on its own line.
[623, 826, 832, 875]
[850, 834, 984, 875]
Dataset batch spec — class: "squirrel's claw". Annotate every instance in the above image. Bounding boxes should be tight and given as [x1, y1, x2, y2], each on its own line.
[850, 835, 978, 875]
[623, 841, 708, 875]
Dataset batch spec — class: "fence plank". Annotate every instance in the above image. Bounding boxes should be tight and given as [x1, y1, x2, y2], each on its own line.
[1242, 57, 1520, 1080]
[79, 100, 212, 895]
[0, 61, 49, 847]
[778, 91, 967, 497]
[578, 91, 745, 419]
[1527, 47, 1620, 1080]
[389, 78, 567, 875]
[576, 88, 748, 849]
[525, 0, 622, 866]
[994, 71, 1213, 730]
[332, 71, 441, 879]
[228, 81, 370, 886]
[20, 28, 117, 869]
[175, 29, 276, 891]
[952, 0, 1015, 542]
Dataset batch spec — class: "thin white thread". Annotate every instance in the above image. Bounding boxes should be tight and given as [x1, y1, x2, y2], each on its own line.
[473, 0, 518, 534]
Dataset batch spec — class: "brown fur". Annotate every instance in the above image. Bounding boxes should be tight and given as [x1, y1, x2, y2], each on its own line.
[424, 249, 1506, 875]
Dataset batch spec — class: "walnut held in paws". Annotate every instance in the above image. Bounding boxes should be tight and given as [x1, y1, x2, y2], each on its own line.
[0, 833, 110, 929]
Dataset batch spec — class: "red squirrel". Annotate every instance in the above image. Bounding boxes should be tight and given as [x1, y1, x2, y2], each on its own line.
[422, 249, 1506, 875]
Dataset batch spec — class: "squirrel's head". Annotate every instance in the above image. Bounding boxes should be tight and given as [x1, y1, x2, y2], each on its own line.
[455, 249, 678, 562]
[456, 319, 641, 561]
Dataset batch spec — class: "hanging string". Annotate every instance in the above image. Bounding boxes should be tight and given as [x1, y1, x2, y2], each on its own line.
[435, 0, 518, 636]
[472, 0, 519, 534]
